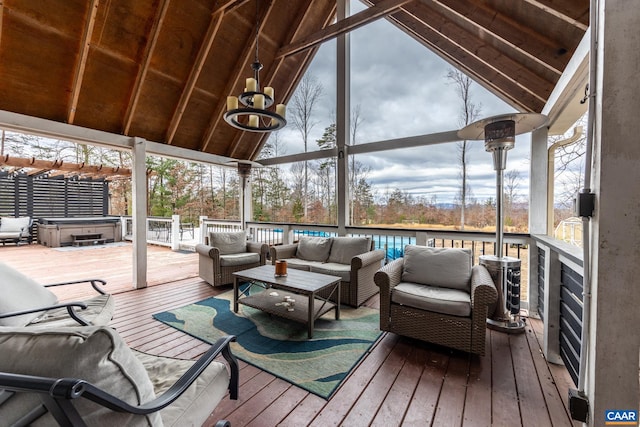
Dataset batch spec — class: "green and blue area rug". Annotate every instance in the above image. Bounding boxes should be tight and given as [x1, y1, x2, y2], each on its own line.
[152, 285, 382, 399]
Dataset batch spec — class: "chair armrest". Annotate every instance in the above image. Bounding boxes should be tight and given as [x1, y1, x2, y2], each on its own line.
[0, 336, 239, 417]
[247, 241, 268, 265]
[269, 243, 298, 265]
[195, 243, 220, 261]
[374, 258, 403, 293]
[470, 265, 498, 310]
[352, 249, 385, 270]
[0, 302, 91, 326]
[44, 279, 108, 295]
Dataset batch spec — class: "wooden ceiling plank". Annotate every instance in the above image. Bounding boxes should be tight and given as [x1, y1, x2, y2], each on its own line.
[165, 11, 224, 145]
[123, 0, 171, 135]
[276, 0, 414, 59]
[522, 0, 588, 31]
[433, 0, 563, 76]
[67, 0, 100, 125]
[388, 11, 541, 111]
[393, 3, 550, 105]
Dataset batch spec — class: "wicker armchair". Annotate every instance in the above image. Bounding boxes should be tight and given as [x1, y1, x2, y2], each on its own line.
[196, 231, 268, 287]
[374, 245, 497, 356]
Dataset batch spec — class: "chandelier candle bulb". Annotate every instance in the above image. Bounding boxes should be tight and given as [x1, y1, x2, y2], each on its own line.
[264, 87, 274, 100]
[246, 78, 257, 92]
[253, 94, 264, 109]
[249, 115, 259, 128]
[276, 104, 286, 118]
[226, 96, 238, 111]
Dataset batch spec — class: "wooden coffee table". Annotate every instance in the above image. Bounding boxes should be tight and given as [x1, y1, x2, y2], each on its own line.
[232, 265, 341, 338]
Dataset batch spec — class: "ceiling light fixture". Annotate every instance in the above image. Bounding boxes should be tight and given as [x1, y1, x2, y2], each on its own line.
[224, 1, 286, 132]
[458, 112, 548, 333]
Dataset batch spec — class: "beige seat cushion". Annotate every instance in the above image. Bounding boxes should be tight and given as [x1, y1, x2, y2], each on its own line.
[135, 350, 230, 427]
[310, 262, 351, 282]
[401, 246, 472, 291]
[392, 282, 472, 317]
[219, 252, 260, 267]
[0, 326, 160, 426]
[0, 262, 58, 327]
[283, 258, 324, 271]
[27, 293, 115, 328]
[327, 237, 371, 264]
[296, 237, 332, 262]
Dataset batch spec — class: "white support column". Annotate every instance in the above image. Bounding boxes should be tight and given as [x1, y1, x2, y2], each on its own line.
[131, 137, 148, 289]
[336, 0, 350, 236]
[171, 214, 180, 251]
[587, 1, 640, 421]
[199, 215, 208, 244]
[529, 126, 548, 314]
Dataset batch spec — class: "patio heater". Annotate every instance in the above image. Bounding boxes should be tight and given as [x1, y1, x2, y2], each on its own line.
[458, 113, 548, 333]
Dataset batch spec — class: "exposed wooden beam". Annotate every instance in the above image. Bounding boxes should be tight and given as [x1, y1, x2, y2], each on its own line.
[0, 155, 133, 176]
[67, 0, 100, 124]
[123, 0, 170, 135]
[165, 11, 224, 144]
[523, 0, 588, 31]
[432, 0, 563, 76]
[275, 0, 414, 59]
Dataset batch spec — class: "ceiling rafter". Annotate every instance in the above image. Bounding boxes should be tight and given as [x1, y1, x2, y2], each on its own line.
[390, 4, 549, 110]
[165, 11, 225, 145]
[123, 0, 170, 135]
[67, 0, 100, 124]
[431, 0, 563, 76]
[276, 0, 414, 60]
[523, 0, 588, 31]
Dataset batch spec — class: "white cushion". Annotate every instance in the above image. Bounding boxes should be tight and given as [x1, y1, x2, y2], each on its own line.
[401, 245, 472, 291]
[210, 231, 246, 255]
[296, 237, 332, 262]
[27, 294, 115, 328]
[0, 326, 160, 426]
[0, 217, 30, 233]
[327, 237, 371, 264]
[0, 262, 58, 327]
[392, 282, 471, 317]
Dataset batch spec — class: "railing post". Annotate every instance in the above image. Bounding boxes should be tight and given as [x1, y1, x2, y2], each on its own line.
[415, 231, 429, 246]
[199, 216, 208, 245]
[171, 214, 180, 251]
[281, 225, 291, 245]
[542, 245, 563, 364]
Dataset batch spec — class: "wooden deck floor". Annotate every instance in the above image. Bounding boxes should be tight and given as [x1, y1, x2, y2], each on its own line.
[1, 243, 578, 426]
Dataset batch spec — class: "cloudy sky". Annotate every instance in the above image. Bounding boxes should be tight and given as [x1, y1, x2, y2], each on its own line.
[266, 1, 533, 205]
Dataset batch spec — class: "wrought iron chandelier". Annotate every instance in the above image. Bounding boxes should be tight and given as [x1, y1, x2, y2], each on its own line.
[224, 1, 286, 132]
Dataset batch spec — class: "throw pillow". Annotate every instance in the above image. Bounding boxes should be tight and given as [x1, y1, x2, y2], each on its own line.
[327, 237, 371, 264]
[0, 262, 58, 327]
[401, 245, 472, 291]
[210, 231, 246, 255]
[296, 237, 333, 262]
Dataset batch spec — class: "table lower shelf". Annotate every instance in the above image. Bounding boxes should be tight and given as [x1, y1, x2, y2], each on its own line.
[238, 291, 337, 325]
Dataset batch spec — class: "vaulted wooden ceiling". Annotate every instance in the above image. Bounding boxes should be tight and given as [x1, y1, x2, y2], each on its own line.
[0, 0, 588, 161]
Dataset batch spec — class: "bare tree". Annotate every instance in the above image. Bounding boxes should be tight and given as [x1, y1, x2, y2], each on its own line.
[447, 69, 481, 230]
[291, 74, 323, 220]
[504, 169, 521, 222]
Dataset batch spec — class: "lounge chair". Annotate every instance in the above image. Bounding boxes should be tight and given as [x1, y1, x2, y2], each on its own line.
[0, 262, 114, 328]
[0, 216, 32, 245]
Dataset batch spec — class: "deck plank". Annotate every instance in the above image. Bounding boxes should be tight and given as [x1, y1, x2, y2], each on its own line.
[0, 244, 576, 427]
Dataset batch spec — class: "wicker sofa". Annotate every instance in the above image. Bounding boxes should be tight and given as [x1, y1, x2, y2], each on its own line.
[269, 236, 385, 307]
[196, 230, 268, 287]
[0, 326, 238, 426]
[374, 245, 497, 355]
